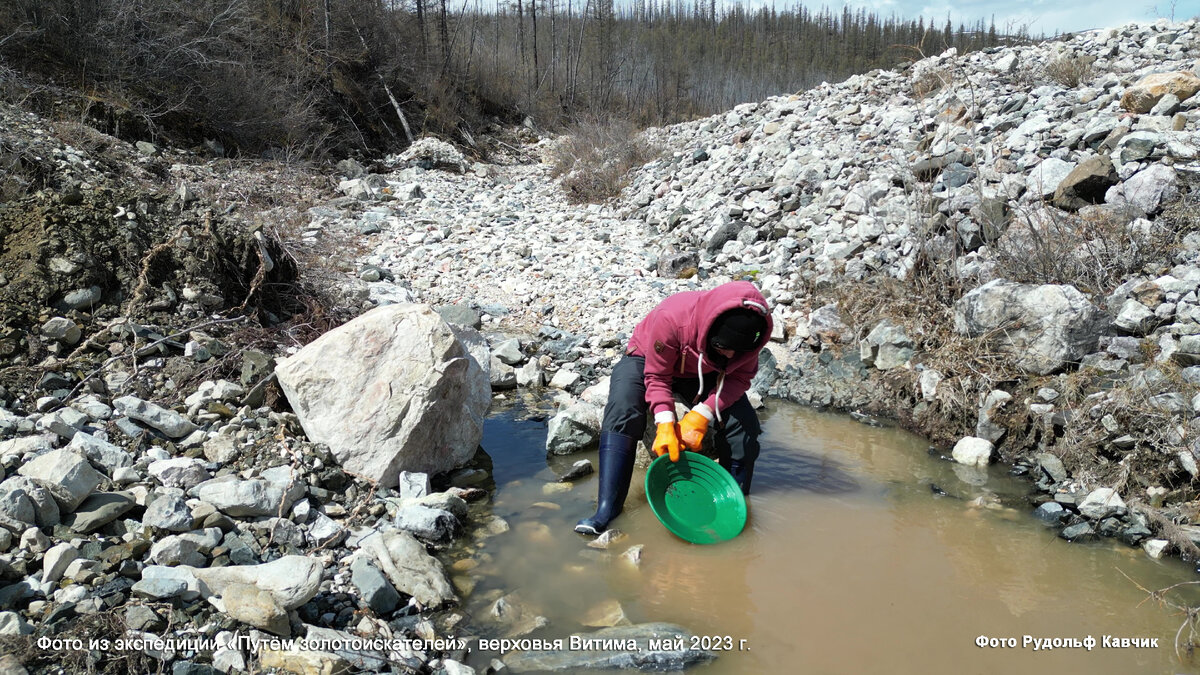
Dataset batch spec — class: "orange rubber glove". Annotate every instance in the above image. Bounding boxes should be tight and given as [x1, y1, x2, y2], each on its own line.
[653, 422, 681, 462]
[679, 410, 710, 451]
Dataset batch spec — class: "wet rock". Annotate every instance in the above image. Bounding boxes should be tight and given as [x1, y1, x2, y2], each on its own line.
[951, 437, 993, 468]
[1059, 522, 1096, 541]
[581, 599, 630, 628]
[1078, 487, 1126, 519]
[17, 449, 101, 512]
[557, 459, 594, 482]
[1143, 539, 1170, 559]
[953, 279, 1108, 375]
[394, 503, 458, 543]
[1033, 502, 1066, 525]
[502, 622, 715, 672]
[545, 402, 602, 455]
[488, 592, 549, 638]
[275, 304, 490, 485]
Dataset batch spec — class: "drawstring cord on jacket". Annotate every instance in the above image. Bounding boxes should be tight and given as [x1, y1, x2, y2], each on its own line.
[696, 351, 727, 424]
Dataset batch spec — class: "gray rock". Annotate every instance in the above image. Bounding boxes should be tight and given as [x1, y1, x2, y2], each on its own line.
[502, 623, 715, 672]
[489, 357, 518, 390]
[148, 457, 212, 490]
[1053, 155, 1118, 210]
[394, 504, 458, 543]
[350, 557, 401, 615]
[60, 285, 102, 310]
[41, 542, 79, 584]
[1026, 158, 1076, 198]
[150, 535, 206, 567]
[1060, 522, 1096, 541]
[0, 610, 33, 636]
[0, 477, 58, 527]
[1035, 453, 1068, 482]
[545, 402, 602, 455]
[953, 279, 1109, 375]
[859, 320, 913, 370]
[1033, 501, 1066, 524]
[66, 492, 135, 533]
[36, 408, 89, 440]
[41, 318, 81, 345]
[1078, 487, 1126, 519]
[398, 471, 430, 500]
[113, 396, 197, 438]
[1120, 164, 1178, 215]
[17, 449, 101, 512]
[975, 390, 1012, 443]
[188, 555, 324, 610]
[306, 513, 346, 547]
[195, 479, 276, 517]
[67, 432, 132, 475]
[516, 361, 544, 387]
[361, 530, 456, 608]
[657, 251, 700, 278]
[492, 339, 524, 366]
[275, 304, 490, 485]
[558, 459, 594, 482]
[144, 492, 195, 532]
[436, 304, 482, 329]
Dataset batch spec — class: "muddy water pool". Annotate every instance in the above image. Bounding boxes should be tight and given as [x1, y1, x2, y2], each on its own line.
[458, 400, 1200, 673]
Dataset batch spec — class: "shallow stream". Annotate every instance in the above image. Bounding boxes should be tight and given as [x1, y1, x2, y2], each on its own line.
[457, 399, 1200, 673]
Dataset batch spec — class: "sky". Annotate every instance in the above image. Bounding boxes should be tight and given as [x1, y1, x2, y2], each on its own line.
[899, 0, 1200, 35]
[740, 0, 1200, 35]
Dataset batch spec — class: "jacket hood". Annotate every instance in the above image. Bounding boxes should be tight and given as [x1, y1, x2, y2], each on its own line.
[687, 281, 773, 358]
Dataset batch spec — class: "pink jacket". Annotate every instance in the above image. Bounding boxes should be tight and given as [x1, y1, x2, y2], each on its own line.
[627, 281, 772, 422]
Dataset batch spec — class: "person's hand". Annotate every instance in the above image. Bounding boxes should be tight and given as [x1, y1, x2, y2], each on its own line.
[653, 422, 681, 462]
[679, 409, 710, 450]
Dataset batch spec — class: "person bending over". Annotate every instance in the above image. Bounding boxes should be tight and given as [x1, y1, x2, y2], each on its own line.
[575, 281, 771, 536]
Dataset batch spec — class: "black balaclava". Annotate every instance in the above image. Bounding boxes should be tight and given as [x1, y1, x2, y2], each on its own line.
[706, 308, 767, 367]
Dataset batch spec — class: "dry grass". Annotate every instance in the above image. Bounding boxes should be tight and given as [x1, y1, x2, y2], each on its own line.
[1043, 54, 1095, 88]
[549, 116, 661, 204]
[993, 204, 1182, 296]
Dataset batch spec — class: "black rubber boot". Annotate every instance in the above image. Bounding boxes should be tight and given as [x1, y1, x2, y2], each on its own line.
[575, 432, 637, 535]
[730, 459, 755, 496]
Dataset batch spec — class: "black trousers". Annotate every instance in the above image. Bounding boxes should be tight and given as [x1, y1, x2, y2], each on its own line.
[601, 355, 761, 471]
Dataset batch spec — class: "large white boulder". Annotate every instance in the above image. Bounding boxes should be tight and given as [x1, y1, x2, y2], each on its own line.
[275, 304, 490, 485]
[953, 279, 1109, 375]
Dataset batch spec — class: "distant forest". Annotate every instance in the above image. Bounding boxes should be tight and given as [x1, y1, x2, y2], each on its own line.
[0, 0, 1029, 157]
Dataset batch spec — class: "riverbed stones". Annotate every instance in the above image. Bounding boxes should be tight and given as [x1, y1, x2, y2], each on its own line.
[1078, 487, 1126, 519]
[951, 436, 993, 467]
[113, 396, 197, 438]
[275, 303, 491, 485]
[360, 530, 455, 608]
[394, 503, 458, 543]
[545, 402, 602, 455]
[17, 449, 101, 512]
[188, 556, 323, 610]
[953, 280, 1108, 375]
[350, 556, 401, 615]
[222, 583, 290, 635]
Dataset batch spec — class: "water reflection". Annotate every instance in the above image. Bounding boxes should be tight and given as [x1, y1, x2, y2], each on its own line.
[469, 400, 1200, 674]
